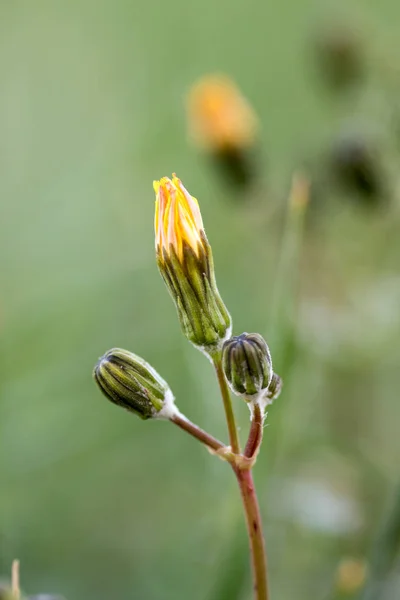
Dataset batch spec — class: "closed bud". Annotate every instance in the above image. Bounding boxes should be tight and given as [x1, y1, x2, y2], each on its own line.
[93, 348, 175, 420]
[154, 174, 231, 352]
[222, 333, 273, 400]
[265, 373, 282, 402]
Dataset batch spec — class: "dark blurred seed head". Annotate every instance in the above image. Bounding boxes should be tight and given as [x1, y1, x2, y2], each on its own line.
[93, 348, 173, 419]
[330, 132, 384, 200]
[222, 333, 273, 400]
[212, 146, 260, 190]
[314, 23, 364, 91]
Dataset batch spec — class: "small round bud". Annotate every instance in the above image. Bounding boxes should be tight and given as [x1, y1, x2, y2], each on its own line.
[265, 373, 282, 402]
[222, 333, 273, 400]
[93, 348, 174, 420]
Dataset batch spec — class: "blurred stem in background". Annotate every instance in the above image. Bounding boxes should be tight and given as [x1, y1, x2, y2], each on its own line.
[326, 481, 400, 600]
[265, 173, 310, 469]
[209, 521, 249, 600]
[360, 481, 400, 600]
[12, 561, 20, 600]
[209, 174, 309, 600]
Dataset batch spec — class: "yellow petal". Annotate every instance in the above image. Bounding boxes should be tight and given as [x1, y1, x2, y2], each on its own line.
[154, 175, 204, 262]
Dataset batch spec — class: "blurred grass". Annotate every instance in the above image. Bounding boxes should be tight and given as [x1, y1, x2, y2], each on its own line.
[1, 1, 400, 599]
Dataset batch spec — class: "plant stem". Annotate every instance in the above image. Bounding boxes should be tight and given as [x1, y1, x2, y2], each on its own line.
[170, 413, 226, 453]
[244, 403, 264, 459]
[213, 356, 241, 454]
[234, 467, 269, 600]
[213, 355, 268, 599]
[11, 560, 20, 599]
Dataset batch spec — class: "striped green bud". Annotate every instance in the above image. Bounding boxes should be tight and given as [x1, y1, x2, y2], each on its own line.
[222, 333, 273, 400]
[265, 373, 282, 402]
[93, 348, 175, 420]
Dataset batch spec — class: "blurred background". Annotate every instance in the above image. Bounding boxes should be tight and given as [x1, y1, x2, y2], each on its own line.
[1, 1, 400, 599]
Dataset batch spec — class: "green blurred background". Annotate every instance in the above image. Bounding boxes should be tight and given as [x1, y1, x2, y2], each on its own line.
[1, 1, 400, 599]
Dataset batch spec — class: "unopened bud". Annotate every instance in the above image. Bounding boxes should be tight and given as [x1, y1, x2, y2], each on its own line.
[93, 348, 175, 420]
[265, 373, 282, 402]
[154, 175, 231, 352]
[222, 333, 272, 400]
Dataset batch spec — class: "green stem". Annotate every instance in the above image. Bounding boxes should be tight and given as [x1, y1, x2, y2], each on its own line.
[360, 482, 400, 600]
[213, 354, 268, 599]
[170, 413, 226, 453]
[234, 467, 269, 600]
[213, 356, 241, 455]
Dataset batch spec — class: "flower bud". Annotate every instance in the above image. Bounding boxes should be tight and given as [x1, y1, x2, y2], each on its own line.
[93, 348, 175, 420]
[265, 373, 282, 402]
[222, 333, 273, 400]
[154, 174, 231, 352]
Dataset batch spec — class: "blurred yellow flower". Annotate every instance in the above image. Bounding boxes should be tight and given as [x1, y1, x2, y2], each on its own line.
[186, 74, 258, 151]
[336, 557, 367, 595]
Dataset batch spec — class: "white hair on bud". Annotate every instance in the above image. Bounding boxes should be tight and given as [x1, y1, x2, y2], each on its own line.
[156, 389, 179, 420]
[247, 392, 268, 420]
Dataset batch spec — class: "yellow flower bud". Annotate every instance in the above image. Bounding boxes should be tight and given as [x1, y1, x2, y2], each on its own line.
[154, 174, 231, 352]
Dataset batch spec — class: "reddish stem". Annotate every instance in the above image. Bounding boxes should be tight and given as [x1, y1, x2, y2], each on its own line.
[244, 403, 264, 459]
[235, 467, 269, 600]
